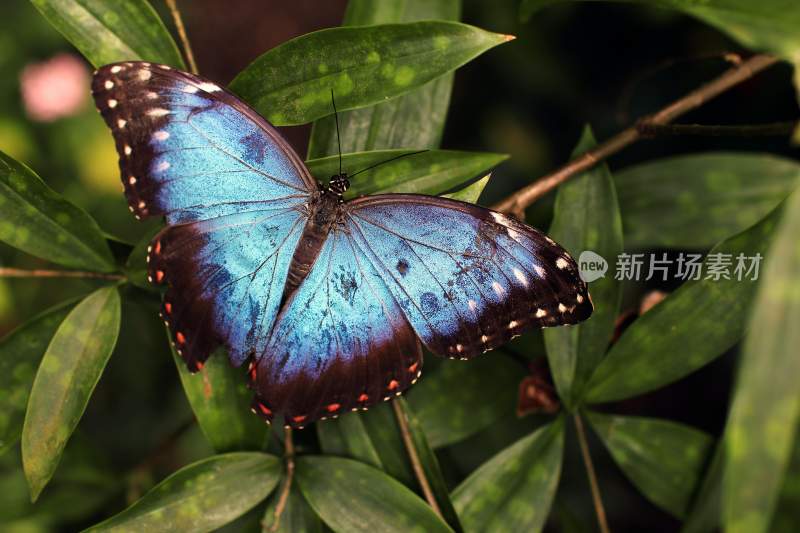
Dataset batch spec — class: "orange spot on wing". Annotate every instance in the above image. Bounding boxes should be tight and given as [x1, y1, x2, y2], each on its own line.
[408, 362, 419, 373]
[358, 393, 369, 402]
[258, 403, 272, 416]
[326, 403, 341, 412]
[388, 379, 399, 391]
[292, 415, 306, 424]
[154, 240, 161, 254]
[195, 360, 204, 370]
[176, 331, 186, 344]
[155, 270, 165, 282]
[164, 302, 172, 314]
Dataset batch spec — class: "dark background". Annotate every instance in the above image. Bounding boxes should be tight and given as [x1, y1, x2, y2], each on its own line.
[1, 1, 798, 531]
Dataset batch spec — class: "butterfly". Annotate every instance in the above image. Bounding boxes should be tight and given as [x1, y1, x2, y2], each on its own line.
[91, 61, 593, 428]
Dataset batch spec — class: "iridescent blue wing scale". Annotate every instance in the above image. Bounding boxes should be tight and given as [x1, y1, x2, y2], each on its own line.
[345, 194, 593, 359]
[253, 228, 421, 427]
[92, 61, 315, 369]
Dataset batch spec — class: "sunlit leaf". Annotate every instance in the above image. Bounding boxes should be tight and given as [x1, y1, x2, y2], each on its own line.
[0, 151, 115, 272]
[406, 355, 526, 448]
[452, 418, 564, 532]
[616, 153, 800, 249]
[587, 412, 713, 518]
[171, 339, 268, 453]
[231, 21, 512, 126]
[723, 189, 800, 533]
[442, 175, 491, 204]
[86, 452, 281, 532]
[585, 203, 783, 403]
[544, 127, 623, 409]
[307, 0, 461, 157]
[0, 300, 77, 455]
[296, 455, 453, 533]
[29, 0, 185, 68]
[22, 286, 121, 500]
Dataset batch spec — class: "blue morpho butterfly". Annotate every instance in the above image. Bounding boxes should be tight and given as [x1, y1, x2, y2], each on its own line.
[91, 62, 593, 429]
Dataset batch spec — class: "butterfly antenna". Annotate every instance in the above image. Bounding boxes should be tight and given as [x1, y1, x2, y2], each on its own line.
[331, 89, 343, 176]
[349, 150, 429, 179]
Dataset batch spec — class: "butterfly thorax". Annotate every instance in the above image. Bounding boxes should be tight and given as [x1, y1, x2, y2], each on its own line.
[280, 174, 349, 307]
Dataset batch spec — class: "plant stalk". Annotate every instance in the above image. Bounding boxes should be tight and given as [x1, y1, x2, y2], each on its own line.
[574, 413, 610, 533]
[0, 268, 125, 280]
[269, 426, 295, 532]
[165, 0, 199, 74]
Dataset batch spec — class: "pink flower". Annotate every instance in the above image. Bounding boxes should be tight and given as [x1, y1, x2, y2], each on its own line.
[20, 53, 90, 122]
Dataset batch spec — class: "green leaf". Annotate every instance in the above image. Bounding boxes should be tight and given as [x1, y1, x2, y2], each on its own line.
[406, 355, 526, 448]
[21, 286, 121, 501]
[171, 340, 268, 453]
[394, 398, 462, 532]
[452, 417, 564, 532]
[723, 188, 800, 533]
[29, 0, 185, 68]
[296, 455, 453, 533]
[306, 150, 506, 199]
[681, 440, 725, 533]
[616, 153, 800, 249]
[587, 412, 713, 518]
[317, 413, 383, 469]
[771, 438, 800, 533]
[544, 127, 623, 409]
[442, 175, 491, 204]
[0, 300, 77, 454]
[230, 21, 512, 126]
[585, 202, 784, 403]
[307, 0, 461, 157]
[519, 1, 800, 60]
[86, 452, 281, 532]
[262, 482, 323, 533]
[0, 151, 115, 272]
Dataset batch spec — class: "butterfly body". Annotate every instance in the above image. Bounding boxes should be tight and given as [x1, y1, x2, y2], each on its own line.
[92, 62, 593, 428]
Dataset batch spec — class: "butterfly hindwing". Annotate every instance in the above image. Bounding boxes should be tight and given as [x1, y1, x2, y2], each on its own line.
[345, 194, 593, 359]
[91, 61, 314, 223]
[252, 228, 422, 427]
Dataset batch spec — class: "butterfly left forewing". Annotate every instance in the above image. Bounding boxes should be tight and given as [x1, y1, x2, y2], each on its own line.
[345, 194, 593, 359]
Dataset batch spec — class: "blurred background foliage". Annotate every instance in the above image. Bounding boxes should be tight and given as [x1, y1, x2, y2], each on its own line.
[0, 0, 798, 532]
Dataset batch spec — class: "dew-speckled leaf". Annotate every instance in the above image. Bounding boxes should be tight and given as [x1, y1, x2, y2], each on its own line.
[0, 300, 77, 455]
[520, 1, 800, 60]
[21, 286, 120, 501]
[452, 417, 564, 532]
[0, 151, 115, 272]
[544, 127, 622, 409]
[616, 153, 800, 249]
[406, 355, 526, 448]
[317, 404, 414, 488]
[306, 150, 506, 199]
[307, 0, 461, 157]
[394, 398, 462, 532]
[29, 0, 185, 68]
[587, 412, 713, 518]
[723, 189, 800, 533]
[296, 455, 453, 533]
[230, 21, 511, 126]
[262, 482, 323, 533]
[86, 452, 281, 532]
[171, 338, 268, 453]
[585, 203, 783, 403]
[442, 175, 491, 204]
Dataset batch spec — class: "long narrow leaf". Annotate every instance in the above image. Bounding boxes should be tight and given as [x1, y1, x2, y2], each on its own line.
[22, 286, 121, 500]
[231, 21, 511, 126]
[30, 0, 185, 68]
[545, 127, 623, 408]
[723, 189, 800, 533]
[86, 452, 281, 532]
[0, 151, 115, 272]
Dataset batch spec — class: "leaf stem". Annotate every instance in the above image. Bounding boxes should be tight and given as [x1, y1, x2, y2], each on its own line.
[491, 53, 780, 217]
[269, 426, 295, 532]
[165, 0, 199, 74]
[574, 413, 610, 533]
[637, 120, 797, 137]
[0, 267, 125, 281]
[392, 400, 443, 518]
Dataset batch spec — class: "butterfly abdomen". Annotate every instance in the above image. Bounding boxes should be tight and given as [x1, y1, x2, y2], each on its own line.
[281, 190, 341, 305]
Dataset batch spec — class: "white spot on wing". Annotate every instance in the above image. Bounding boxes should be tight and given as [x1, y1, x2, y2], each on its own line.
[104, 80, 114, 89]
[481, 335, 489, 343]
[556, 257, 569, 270]
[508, 320, 518, 329]
[182, 84, 199, 93]
[536, 308, 547, 318]
[534, 265, 546, 277]
[577, 294, 584, 304]
[146, 91, 158, 99]
[545, 236, 556, 245]
[138, 201, 146, 209]
[492, 281, 505, 296]
[558, 303, 567, 313]
[468, 299, 477, 311]
[128, 176, 137, 185]
[147, 108, 171, 117]
[117, 119, 126, 129]
[513, 268, 528, 286]
[124, 145, 132, 155]
[198, 82, 221, 92]
[154, 130, 170, 141]
[138, 69, 152, 81]
[110, 65, 122, 74]
[108, 99, 117, 108]
[156, 161, 170, 172]
[490, 211, 511, 225]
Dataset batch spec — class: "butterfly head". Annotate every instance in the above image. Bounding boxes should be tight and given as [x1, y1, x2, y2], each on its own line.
[328, 173, 350, 197]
